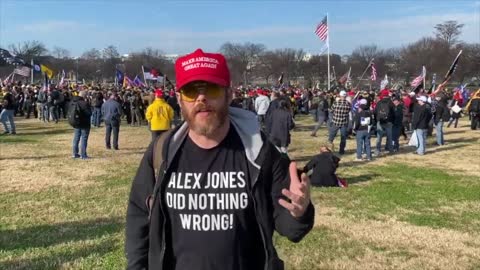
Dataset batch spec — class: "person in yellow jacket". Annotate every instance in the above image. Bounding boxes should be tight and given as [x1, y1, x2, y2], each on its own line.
[145, 89, 174, 141]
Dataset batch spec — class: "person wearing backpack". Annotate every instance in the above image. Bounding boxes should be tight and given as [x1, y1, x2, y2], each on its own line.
[374, 90, 395, 156]
[353, 103, 373, 161]
[466, 89, 480, 130]
[69, 90, 92, 159]
[433, 96, 449, 146]
[126, 49, 314, 270]
[102, 92, 123, 150]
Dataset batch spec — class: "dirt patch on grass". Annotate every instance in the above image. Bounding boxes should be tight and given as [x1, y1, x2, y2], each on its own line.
[314, 207, 480, 270]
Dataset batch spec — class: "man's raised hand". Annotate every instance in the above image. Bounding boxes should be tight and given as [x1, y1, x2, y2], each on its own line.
[278, 161, 311, 218]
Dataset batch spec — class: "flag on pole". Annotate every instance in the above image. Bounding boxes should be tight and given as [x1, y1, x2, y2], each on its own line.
[2, 72, 14, 85]
[123, 75, 135, 88]
[115, 69, 124, 85]
[0, 48, 25, 65]
[315, 16, 328, 41]
[370, 62, 377, 81]
[142, 66, 164, 82]
[443, 50, 462, 83]
[410, 66, 426, 88]
[40, 64, 54, 79]
[58, 70, 66, 87]
[338, 68, 351, 85]
[13, 66, 31, 77]
[380, 74, 389, 90]
[133, 75, 146, 87]
[278, 73, 284, 85]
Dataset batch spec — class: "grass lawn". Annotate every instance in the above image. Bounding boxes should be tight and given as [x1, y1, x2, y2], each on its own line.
[1, 115, 479, 270]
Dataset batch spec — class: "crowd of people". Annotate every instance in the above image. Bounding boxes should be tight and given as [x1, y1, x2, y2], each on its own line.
[1, 48, 480, 269]
[1, 75, 480, 161]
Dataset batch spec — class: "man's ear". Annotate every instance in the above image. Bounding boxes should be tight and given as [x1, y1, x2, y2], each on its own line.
[176, 92, 184, 110]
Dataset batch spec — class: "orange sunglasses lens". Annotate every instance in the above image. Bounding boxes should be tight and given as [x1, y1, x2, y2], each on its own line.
[180, 82, 223, 102]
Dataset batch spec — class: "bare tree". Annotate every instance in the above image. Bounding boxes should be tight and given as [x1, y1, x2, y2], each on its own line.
[51, 46, 70, 59]
[220, 42, 266, 85]
[8, 40, 48, 60]
[81, 48, 101, 60]
[434, 20, 464, 46]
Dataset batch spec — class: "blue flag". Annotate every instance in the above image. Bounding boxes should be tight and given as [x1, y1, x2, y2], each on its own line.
[115, 69, 124, 85]
[133, 75, 145, 87]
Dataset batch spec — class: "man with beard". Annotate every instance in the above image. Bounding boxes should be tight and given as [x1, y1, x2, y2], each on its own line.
[126, 49, 314, 270]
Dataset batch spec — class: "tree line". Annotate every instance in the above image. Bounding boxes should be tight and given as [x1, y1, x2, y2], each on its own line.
[1, 21, 478, 88]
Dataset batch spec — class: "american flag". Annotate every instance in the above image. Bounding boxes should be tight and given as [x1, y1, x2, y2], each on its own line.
[315, 16, 328, 41]
[370, 63, 377, 81]
[411, 66, 426, 88]
[13, 66, 31, 77]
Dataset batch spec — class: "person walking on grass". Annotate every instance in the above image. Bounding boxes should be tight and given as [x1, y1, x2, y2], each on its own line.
[70, 90, 92, 159]
[392, 97, 404, 152]
[433, 96, 450, 146]
[327, 90, 350, 155]
[374, 90, 395, 156]
[0, 86, 16, 135]
[412, 96, 431, 155]
[102, 92, 123, 150]
[266, 99, 295, 153]
[145, 89, 174, 142]
[353, 103, 373, 161]
[126, 48, 314, 270]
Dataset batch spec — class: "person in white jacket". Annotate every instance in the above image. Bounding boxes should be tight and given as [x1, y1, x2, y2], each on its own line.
[255, 90, 270, 125]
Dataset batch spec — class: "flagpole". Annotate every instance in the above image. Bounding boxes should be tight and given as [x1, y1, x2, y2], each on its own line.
[354, 58, 374, 91]
[142, 66, 149, 87]
[327, 12, 330, 91]
[30, 59, 34, 84]
[423, 66, 426, 92]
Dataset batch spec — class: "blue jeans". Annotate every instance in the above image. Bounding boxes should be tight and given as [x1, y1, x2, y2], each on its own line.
[415, 129, 427, 155]
[328, 124, 347, 154]
[49, 105, 58, 122]
[376, 122, 393, 154]
[105, 121, 120, 148]
[0, 109, 16, 133]
[42, 104, 50, 122]
[435, 121, 444, 145]
[355, 130, 371, 159]
[72, 128, 91, 158]
[93, 107, 102, 127]
[392, 125, 401, 151]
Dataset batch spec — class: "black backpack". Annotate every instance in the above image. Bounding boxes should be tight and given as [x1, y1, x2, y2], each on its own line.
[470, 99, 480, 113]
[376, 101, 390, 122]
[68, 102, 82, 128]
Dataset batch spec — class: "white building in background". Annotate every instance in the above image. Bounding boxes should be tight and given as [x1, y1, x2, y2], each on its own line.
[164, 54, 179, 62]
[303, 53, 313, 61]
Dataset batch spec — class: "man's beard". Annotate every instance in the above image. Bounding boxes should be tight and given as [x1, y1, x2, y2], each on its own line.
[182, 99, 229, 137]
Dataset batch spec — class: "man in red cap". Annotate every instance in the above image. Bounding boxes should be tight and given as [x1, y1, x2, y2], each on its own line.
[126, 49, 314, 270]
[145, 89, 174, 142]
[374, 90, 395, 156]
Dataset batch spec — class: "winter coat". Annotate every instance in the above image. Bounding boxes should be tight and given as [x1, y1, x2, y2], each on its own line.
[255, 95, 270, 115]
[145, 98, 174, 131]
[266, 108, 295, 147]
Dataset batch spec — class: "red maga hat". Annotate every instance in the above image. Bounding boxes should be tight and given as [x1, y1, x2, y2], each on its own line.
[175, 48, 230, 91]
[155, 89, 163, 97]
